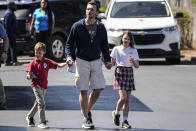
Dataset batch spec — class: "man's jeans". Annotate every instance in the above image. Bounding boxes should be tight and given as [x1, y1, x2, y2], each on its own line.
[6, 35, 17, 63]
[27, 85, 46, 123]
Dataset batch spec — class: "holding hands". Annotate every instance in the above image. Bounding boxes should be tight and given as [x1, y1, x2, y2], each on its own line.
[66, 57, 113, 70]
[104, 62, 112, 70]
[66, 57, 73, 67]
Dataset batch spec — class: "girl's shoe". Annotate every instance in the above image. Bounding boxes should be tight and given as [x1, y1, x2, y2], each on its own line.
[122, 120, 132, 129]
[38, 121, 49, 129]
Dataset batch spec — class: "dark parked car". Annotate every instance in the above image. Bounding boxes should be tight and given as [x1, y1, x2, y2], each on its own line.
[0, 0, 88, 61]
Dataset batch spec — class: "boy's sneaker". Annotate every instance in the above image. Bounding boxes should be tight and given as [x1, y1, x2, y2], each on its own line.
[82, 118, 94, 129]
[38, 121, 49, 129]
[112, 111, 120, 126]
[26, 116, 35, 127]
[122, 120, 132, 129]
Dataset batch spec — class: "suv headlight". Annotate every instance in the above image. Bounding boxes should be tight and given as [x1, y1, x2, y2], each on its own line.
[163, 26, 178, 32]
[108, 28, 123, 32]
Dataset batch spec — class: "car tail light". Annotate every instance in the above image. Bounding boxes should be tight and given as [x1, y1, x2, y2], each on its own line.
[26, 19, 32, 32]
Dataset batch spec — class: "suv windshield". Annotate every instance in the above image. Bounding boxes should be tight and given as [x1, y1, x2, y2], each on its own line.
[110, 1, 170, 18]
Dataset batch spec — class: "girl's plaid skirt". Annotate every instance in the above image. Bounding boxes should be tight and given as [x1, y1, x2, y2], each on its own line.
[114, 66, 135, 91]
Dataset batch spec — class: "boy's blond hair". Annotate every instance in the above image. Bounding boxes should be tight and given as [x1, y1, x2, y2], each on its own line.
[34, 42, 46, 52]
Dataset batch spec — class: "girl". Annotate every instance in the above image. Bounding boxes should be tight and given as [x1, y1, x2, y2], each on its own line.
[110, 30, 139, 129]
[30, 0, 55, 45]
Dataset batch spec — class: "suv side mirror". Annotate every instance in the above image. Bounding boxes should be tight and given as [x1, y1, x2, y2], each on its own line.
[175, 12, 184, 18]
[97, 13, 106, 20]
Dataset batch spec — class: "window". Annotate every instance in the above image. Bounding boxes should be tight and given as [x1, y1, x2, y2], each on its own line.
[50, 1, 76, 18]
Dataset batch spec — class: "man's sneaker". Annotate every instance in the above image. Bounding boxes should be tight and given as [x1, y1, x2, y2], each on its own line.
[88, 111, 92, 122]
[26, 116, 35, 127]
[112, 111, 120, 126]
[122, 120, 132, 129]
[82, 118, 94, 129]
[87, 111, 94, 129]
[38, 121, 49, 129]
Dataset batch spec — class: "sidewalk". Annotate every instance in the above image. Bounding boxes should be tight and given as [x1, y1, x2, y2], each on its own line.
[0, 110, 190, 131]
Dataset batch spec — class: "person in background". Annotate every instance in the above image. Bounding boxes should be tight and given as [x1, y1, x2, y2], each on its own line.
[65, 0, 112, 129]
[0, 23, 9, 110]
[25, 42, 67, 129]
[110, 30, 139, 129]
[3, 1, 18, 66]
[30, 0, 55, 46]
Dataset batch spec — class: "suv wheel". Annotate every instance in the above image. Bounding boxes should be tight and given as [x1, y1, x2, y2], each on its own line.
[48, 35, 65, 61]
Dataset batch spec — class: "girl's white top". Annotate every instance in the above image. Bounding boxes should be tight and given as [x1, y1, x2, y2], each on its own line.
[110, 45, 139, 67]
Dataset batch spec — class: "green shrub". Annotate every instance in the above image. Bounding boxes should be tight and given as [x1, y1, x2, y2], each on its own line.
[173, 9, 193, 19]
[182, 11, 192, 18]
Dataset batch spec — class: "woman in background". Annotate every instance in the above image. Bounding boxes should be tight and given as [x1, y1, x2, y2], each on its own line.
[30, 0, 55, 45]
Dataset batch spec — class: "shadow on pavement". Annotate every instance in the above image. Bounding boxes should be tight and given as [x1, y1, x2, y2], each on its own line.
[4, 85, 152, 112]
[0, 126, 185, 131]
[0, 126, 27, 131]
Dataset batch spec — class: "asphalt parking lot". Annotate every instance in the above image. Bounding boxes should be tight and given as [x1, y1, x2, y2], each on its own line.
[0, 55, 196, 131]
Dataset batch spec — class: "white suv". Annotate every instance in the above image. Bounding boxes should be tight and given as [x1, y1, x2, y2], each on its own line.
[99, 0, 183, 64]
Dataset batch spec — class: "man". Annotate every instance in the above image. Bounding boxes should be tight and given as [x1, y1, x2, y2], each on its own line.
[65, 0, 112, 129]
[0, 23, 9, 110]
[4, 1, 18, 66]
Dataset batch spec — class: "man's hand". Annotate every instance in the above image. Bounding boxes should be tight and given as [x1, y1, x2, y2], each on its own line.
[104, 62, 112, 70]
[0, 52, 7, 62]
[66, 57, 73, 67]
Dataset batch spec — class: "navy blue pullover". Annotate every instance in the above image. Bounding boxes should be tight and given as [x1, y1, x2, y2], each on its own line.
[3, 9, 18, 36]
[65, 19, 110, 62]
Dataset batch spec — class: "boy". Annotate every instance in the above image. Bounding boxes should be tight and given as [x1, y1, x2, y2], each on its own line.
[26, 42, 67, 129]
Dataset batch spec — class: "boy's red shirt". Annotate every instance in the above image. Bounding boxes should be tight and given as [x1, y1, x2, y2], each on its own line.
[26, 57, 58, 89]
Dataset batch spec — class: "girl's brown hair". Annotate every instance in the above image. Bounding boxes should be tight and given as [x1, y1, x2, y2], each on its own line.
[119, 30, 136, 48]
